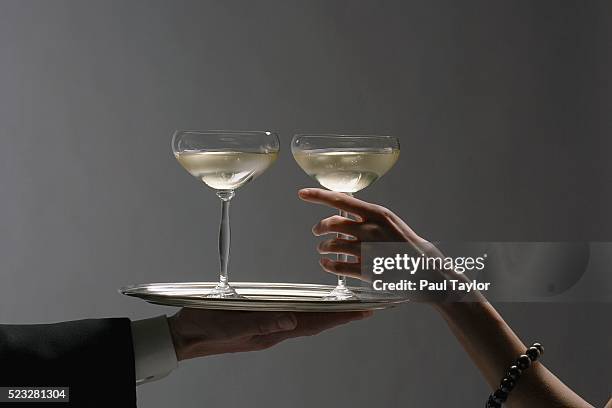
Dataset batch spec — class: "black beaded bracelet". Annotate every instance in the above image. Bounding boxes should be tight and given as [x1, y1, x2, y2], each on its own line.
[485, 343, 544, 407]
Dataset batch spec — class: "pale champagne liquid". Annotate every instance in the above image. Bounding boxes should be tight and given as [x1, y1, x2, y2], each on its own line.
[175, 150, 278, 190]
[293, 148, 399, 193]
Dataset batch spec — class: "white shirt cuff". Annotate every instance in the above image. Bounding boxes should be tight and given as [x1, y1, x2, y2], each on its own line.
[131, 315, 178, 385]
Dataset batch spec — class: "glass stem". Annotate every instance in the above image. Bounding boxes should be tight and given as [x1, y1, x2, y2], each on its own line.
[336, 192, 352, 289]
[217, 190, 235, 286]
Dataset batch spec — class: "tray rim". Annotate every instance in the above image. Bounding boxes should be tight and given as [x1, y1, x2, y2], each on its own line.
[119, 281, 409, 312]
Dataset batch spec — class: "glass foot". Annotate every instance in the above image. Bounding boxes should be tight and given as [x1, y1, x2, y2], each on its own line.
[207, 282, 243, 299]
[323, 284, 359, 301]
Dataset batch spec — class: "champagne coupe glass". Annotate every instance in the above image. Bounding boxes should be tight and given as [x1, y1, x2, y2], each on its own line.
[172, 130, 280, 298]
[292, 133, 400, 300]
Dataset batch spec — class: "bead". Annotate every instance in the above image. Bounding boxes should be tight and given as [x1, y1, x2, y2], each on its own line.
[500, 377, 516, 393]
[533, 342, 544, 357]
[487, 345, 544, 406]
[487, 395, 501, 407]
[517, 354, 531, 370]
[526, 346, 540, 361]
[494, 389, 509, 402]
[507, 365, 522, 380]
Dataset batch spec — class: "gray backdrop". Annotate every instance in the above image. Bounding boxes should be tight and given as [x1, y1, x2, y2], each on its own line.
[0, 0, 610, 407]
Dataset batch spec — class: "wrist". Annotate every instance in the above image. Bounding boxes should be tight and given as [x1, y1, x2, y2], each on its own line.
[167, 314, 187, 361]
[432, 297, 489, 319]
[131, 315, 179, 384]
[431, 300, 460, 317]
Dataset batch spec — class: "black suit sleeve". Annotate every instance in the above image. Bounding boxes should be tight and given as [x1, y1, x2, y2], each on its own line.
[0, 318, 136, 407]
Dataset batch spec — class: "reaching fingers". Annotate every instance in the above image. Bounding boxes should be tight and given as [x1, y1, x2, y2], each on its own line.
[312, 215, 361, 237]
[317, 238, 361, 257]
[319, 258, 363, 280]
[298, 188, 379, 219]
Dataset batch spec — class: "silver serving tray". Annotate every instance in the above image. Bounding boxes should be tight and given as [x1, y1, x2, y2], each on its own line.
[120, 282, 408, 312]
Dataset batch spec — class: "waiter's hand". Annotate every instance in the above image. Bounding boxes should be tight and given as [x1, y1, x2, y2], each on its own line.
[168, 308, 371, 360]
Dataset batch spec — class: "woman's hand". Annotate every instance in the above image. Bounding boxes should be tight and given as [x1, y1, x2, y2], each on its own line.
[299, 189, 593, 408]
[299, 187, 470, 304]
[298, 187, 433, 281]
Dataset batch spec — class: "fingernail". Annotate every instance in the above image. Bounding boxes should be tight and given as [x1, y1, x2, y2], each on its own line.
[277, 314, 297, 330]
